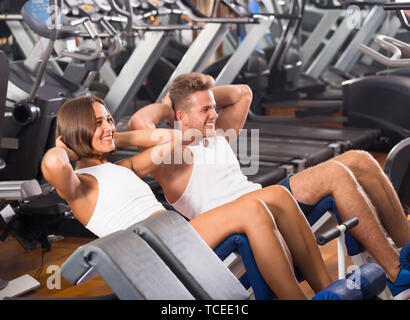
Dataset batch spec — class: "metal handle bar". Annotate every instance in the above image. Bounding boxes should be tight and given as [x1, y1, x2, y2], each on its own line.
[383, 2, 410, 10]
[175, 0, 256, 24]
[374, 35, 403, 59]
[98, 16, 123, 56]
[60, 19, 103, 61]
[129, 7, 184, 25]
[311, 0, 387, 9]
[108, 0, 134, 36]
[108, 0, 131, 17]
[0, 14, 23, 21]
[359, 35, 410, 67]
[132, 24, 203, 31]
[375, 34, 410, 56]
[316, 217, 359, 246]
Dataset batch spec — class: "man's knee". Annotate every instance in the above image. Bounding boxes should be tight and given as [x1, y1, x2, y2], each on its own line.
[325, 161, 357, 188]
[295, 161, 353, 190]
[340, 150, 380, 173]
[344, 149, 374, 162]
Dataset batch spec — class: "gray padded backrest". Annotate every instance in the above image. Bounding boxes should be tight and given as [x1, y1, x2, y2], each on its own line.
[61, 230, 194, 300]
[128, 211, 251, 300]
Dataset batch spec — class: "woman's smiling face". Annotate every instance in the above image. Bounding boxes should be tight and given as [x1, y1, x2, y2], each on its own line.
[91, 102, 116, 154]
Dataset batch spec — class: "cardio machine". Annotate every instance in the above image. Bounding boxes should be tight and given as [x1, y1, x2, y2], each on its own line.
[0, 0, 127, 251]
[1, 0, 123, 181]
[341, 2, 410, 150]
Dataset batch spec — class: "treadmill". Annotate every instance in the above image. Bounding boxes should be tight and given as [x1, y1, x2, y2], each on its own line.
[244, 119, 380, 152]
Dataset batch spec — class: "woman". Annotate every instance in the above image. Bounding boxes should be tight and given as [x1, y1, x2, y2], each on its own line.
[41, 95, 333, 300]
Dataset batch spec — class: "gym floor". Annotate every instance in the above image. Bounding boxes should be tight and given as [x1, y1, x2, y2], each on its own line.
[1, 152, 400, 299]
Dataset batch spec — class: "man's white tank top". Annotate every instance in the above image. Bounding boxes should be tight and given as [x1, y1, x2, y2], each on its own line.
[75, 163, 165, 237]
[168, 135, 261, 220]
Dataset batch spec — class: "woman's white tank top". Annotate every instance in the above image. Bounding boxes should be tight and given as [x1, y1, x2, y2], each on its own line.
[75, 162, 165, 237]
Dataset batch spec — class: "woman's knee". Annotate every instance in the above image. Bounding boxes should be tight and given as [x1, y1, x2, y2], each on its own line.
[238, 198, 276, 230]
[265, 185, 299, 211]
[264, 185, 294, 202]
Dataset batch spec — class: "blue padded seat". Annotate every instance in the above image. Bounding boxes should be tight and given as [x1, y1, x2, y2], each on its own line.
[215, 195, 365, 299]
[214, 234, 274, 300]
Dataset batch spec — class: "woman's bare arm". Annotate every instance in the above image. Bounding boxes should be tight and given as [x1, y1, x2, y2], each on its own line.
[114, 128, 179, 149]
[116, 129, 182, 177]
[41, 146, 81, 201]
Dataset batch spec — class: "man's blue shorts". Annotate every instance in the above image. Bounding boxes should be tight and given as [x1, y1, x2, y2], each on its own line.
[276, 173, 319, 217]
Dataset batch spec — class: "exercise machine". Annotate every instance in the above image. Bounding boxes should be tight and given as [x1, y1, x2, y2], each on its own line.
[102, 0, 203, 122]
[384, 137, 410, 216]
[0, 50, 40, 299]
[60, 210, 389, 300]
[342, 2, 410, 150]
[0, 0, 129, 251]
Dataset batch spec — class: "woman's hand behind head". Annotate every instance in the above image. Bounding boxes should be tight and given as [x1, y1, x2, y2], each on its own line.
[56, 136, 79, 161]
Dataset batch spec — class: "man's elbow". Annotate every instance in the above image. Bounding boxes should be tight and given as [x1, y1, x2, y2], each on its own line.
[239, 84, 253, 108]
[128, 113, 148, 130]
[240, 84, 253, 101]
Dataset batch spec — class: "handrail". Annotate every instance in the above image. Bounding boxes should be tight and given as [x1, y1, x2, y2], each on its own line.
[310, 0, 388, 9]
[60, 19, 103, 61]
[359, 35, 410, 67]
[383, 2, 410, 10]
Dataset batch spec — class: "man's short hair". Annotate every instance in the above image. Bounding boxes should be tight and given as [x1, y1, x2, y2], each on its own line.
[169, 73, 215, 112]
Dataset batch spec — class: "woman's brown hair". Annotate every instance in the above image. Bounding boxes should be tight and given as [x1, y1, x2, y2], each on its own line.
[56, 95, 115, 159]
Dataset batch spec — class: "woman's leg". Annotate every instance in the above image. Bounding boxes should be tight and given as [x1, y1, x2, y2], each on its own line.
[238, 185, 333, 293]
[189, 198, 308, 300]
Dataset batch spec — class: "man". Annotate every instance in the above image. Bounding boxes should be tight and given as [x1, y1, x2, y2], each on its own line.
[128, 72, 410, 300]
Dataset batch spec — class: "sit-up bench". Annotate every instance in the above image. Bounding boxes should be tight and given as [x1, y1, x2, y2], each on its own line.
[62, 216, 250, 300]
[61, 229, 198, 300]
[61, 210, 386, 300]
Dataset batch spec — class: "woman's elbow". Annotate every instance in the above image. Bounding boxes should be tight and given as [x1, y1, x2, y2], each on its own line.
[41, 151, 64, 180]
[41, 155, 57, 183]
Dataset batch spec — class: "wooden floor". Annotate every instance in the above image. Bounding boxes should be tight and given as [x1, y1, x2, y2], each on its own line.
[0, 229, 346, 299]
[0, 152, 392, 299]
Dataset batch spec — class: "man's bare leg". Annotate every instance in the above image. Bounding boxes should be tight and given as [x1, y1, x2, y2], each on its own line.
[289, 160, 401, 282]
[333, 150, 410, 247]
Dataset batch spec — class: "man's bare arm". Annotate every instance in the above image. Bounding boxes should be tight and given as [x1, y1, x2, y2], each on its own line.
[128, 99, 175, 131]
[213, 84, 252, 137]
